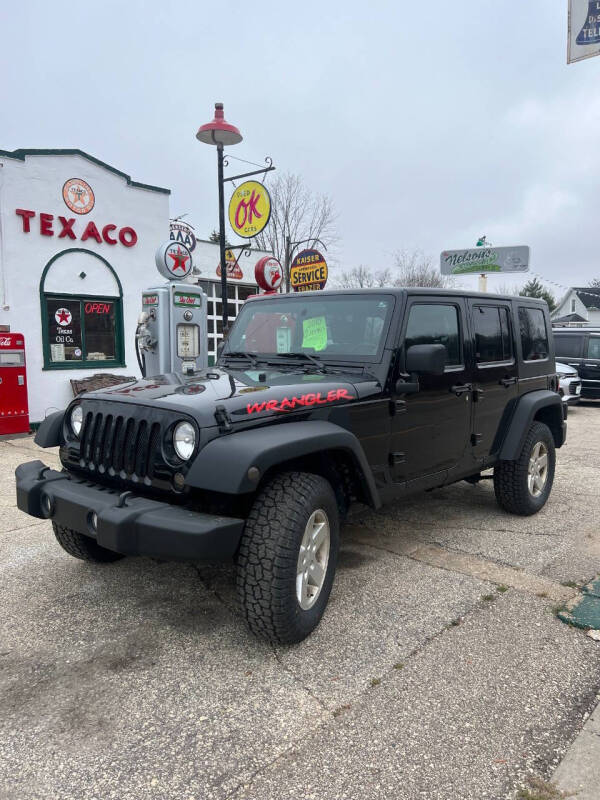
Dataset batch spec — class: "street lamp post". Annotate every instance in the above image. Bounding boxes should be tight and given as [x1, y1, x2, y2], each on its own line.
[196, 103, 243, 331]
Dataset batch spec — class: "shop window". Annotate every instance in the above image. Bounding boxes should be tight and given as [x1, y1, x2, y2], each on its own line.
[43, 295, 124, 369]
[238, 285, 259, 301]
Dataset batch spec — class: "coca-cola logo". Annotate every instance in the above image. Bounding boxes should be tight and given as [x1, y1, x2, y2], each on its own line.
[0, 337, 12, 347]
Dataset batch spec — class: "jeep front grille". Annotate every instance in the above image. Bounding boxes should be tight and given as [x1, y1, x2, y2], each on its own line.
[80, 411, 162, 480]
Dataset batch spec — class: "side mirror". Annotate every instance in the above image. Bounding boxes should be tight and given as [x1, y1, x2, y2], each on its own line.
[405, 344, 447, 376]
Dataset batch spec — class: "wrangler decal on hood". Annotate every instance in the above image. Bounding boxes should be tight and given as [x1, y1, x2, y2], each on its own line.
[246, 388, 353, 415]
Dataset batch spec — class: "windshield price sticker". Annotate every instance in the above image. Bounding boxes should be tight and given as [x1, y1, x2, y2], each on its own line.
[276, 327, 292, 353]
[302, 317, 327, 351]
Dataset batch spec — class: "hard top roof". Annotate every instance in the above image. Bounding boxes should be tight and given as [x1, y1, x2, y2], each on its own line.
[252, 287, 548, 304]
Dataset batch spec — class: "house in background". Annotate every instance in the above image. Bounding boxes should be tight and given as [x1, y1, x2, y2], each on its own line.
[552, 287, 600, 326]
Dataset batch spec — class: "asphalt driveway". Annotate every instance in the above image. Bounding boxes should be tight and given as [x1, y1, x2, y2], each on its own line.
[1, 405, 599, 800]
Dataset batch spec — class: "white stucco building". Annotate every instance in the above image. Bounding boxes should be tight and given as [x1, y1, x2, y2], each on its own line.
[0, 148, 170, 423]
[552, 287, 600, 326]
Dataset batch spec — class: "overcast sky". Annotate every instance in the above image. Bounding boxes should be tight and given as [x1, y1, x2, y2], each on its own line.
[3, 0, 599, 295]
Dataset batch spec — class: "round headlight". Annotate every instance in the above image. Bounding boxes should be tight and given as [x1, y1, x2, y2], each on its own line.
[173, 421, 196, 461]
[70, 405, 83, 437]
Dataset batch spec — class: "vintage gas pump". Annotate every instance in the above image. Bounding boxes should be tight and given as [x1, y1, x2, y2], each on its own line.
[0, 332, 29, 434]
[136, 242, 208, 378]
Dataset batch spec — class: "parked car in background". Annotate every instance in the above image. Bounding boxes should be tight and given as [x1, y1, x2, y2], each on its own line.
[553, 327, 600, 399]
[556, 361, 581, 406]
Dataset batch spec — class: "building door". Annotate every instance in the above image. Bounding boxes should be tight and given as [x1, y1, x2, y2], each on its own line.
[390, 298, 472, 482]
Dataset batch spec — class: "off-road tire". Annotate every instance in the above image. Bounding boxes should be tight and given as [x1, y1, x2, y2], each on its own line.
[236, 472, 339, 644]
[493, 421, 555, 516]
[52, 522, 124, 563]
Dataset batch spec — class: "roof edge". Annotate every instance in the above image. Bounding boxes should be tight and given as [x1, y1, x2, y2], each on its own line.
[0, 148, 171, 195]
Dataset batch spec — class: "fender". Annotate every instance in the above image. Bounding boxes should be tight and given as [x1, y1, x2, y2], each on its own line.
[499, 390, 565, 461]
[34, 411, 64, 448]
[186, 420, 381, 508]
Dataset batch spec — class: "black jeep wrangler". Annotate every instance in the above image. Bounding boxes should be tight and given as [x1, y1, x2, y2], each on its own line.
[16, 289, 565, 643]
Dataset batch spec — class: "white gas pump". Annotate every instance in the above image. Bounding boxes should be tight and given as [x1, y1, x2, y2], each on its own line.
[135, 242, 208, 378]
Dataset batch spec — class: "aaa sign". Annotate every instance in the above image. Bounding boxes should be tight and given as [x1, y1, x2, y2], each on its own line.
[290, 249, 328, 292]
[228, 180, 271, 238]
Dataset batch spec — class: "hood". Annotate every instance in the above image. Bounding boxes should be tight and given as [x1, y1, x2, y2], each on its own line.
[81, 367, 382, 428]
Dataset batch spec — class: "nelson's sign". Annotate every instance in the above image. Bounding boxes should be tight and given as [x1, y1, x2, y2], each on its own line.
[14, 209, 138, 247]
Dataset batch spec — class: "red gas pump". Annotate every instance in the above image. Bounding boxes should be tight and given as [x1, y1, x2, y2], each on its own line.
[0, 333, 29, 435]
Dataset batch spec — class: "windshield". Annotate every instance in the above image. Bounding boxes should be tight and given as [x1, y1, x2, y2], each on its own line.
[224, 294, 394, 362]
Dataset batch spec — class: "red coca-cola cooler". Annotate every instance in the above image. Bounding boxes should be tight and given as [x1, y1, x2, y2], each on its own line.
[0, 333, 29, 435]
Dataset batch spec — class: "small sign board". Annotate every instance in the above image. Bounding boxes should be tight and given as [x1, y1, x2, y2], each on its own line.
[255, 256, 282, 292]
[169, 219, 196, 251]
[155, 241, 193, 280]
[217, 249, 243, 280]
[228, 180, 271, 239]
[568, 0, 600, 63]
[440, 246, 530, 276]
[173, 291, 202, 308]
[290, 249, 328, 292]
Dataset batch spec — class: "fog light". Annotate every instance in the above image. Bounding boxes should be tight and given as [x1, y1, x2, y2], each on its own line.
[41, 493, 54, 518]
[173, 472, 185, 490]
[89, 511, 98, 531]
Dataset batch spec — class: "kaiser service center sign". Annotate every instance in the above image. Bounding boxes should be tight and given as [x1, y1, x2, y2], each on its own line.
[568, 1, 600, 63]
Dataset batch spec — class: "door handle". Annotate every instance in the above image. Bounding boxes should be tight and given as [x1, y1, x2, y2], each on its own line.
[568, 363, 579, 367]
[450, 383, 471, 396]
[584, 364, 598, 367]
[500, 376, 517, 387]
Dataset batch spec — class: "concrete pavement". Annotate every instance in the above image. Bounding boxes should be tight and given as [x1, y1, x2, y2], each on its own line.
[1, 404, 599, 799]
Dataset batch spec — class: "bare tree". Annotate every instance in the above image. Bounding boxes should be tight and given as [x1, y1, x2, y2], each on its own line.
[392, 250, 453, 288]
[253, 172, 337, 290]
[336, 266, 392, 289]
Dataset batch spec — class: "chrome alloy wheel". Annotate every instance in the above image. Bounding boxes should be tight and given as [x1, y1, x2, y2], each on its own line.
[528, 441, 549, 497]
[296, 509, 330, 610]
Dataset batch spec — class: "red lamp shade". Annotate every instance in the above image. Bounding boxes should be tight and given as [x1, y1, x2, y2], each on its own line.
[196, 102, 243, 146]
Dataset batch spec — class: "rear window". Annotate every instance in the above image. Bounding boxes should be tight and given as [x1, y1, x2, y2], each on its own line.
[553, 334, 584, 359]
[518, 307, 548, 361]
[473, 305, 512, 363]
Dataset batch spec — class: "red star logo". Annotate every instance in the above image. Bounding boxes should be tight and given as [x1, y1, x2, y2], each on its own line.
[167, 246, 190, 273]
[55, 308, 72, 325]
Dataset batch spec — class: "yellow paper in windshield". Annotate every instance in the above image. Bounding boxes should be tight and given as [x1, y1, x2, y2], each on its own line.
[302, 317, 327, 351]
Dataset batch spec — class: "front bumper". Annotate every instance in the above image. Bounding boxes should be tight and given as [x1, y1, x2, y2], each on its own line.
[15, 460, 245, 561]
